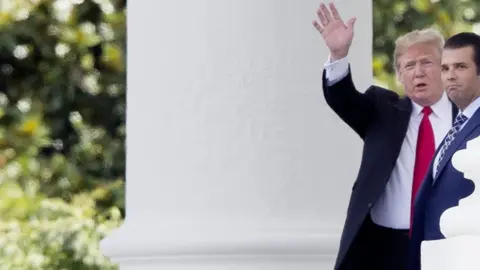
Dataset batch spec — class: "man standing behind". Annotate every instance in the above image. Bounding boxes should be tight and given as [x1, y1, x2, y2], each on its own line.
[409, 32, 480, 270]
[312, 2, 458, 270]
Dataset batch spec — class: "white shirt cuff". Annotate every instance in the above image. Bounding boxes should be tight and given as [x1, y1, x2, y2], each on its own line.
[324, 55, 350, 86]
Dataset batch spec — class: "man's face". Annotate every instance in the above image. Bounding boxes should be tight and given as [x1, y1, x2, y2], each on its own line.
[397, 43, 444, 106]
[441, 46, 480, 110]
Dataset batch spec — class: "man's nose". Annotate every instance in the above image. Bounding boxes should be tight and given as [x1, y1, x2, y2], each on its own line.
[414, 64, 425, 77]
[446, 68, 456, 80]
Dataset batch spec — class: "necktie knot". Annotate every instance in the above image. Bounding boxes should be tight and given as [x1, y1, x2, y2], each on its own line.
[422, 106, 432, 116]
[454, 113, 468, 125]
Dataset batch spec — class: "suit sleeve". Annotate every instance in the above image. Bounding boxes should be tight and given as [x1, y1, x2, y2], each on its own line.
[322, 57, 377, 139]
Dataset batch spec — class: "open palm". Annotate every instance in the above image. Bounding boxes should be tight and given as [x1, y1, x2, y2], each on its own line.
[312, 2, 356, 60]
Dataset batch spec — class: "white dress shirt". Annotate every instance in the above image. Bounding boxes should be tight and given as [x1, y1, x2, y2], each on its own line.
[432, 96, 480, 176]
[324, 56, 452, 229]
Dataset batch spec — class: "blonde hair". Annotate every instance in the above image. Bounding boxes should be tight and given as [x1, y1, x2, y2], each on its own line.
[393, 28, 445, 73]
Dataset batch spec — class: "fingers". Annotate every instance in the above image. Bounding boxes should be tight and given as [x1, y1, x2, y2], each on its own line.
[329, 2, 342, 21]
[347, 18, 356, 29]
[315, 2, 343, 30]
[312, 20, 324, 33]
[316, 5, 329, 27]
[320, 3, 333, 23]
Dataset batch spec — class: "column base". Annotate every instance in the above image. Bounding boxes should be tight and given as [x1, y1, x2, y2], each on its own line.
[101, 223, 340, 270]
[110, 254, 336, 270]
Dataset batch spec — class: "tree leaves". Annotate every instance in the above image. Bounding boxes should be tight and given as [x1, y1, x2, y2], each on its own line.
[373, 0, 476, 93]
[0, 0, 125, 268]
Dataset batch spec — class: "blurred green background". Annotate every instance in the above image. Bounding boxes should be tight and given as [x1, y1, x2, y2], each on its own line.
[373, 0, 478, 93]
[0, 0, 125, 269]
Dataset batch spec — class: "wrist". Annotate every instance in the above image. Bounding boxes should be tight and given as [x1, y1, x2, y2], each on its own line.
[330, 51, 348, 62]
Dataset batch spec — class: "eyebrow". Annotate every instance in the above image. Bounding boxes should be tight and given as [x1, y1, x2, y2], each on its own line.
[442, 62, 468, 66]
[404, 59, 418, 65]
[405, 57, 433, 64]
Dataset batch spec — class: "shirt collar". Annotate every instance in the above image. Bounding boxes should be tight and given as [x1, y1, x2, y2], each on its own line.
[460, 95, 480, 119]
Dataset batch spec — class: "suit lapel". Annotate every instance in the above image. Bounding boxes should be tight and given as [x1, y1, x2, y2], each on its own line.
[386, 97, 412, 165]
[392, 95, 413, 132]
[393, 95, 413, 112]
[434, 107, 480, 182]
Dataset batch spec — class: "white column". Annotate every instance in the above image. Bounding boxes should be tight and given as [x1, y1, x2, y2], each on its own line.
[421, 135, 480, 270]
[100, 0, 372, 269]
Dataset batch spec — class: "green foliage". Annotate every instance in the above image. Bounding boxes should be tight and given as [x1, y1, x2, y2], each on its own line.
[0, 181, 122, 270]
[373, 0, 479, 93]
[0, 0, 125, 268]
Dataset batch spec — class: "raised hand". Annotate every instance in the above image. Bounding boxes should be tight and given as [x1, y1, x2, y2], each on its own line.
[312, 2, 356, 61]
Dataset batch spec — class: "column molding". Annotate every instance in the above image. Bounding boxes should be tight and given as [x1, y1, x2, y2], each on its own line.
[102, 230, 339, 269]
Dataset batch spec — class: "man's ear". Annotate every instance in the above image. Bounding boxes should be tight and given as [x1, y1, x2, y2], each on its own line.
[396, 69, 403, 84]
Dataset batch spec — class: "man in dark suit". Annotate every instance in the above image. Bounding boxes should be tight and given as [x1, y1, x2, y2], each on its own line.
[312, 3, 458, 270]
[409, 32, 480, 270]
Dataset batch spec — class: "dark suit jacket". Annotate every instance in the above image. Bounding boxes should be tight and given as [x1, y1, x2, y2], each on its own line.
[322, 66, 458, 270]
[408, 105, 480, 270]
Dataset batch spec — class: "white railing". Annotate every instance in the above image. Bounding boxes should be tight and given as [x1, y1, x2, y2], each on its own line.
[421, 135, 480, 269]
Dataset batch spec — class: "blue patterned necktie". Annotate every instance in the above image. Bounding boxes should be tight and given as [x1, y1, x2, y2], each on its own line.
[435, 113, 469, 173]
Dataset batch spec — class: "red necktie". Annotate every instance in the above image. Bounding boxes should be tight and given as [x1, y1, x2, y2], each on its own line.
[409, 106, 435, 235]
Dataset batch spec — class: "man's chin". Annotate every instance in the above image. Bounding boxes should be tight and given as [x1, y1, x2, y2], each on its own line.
[409, 91, 441, 106]
[446, 90, 459, 100]
[413, 91, 431, 99]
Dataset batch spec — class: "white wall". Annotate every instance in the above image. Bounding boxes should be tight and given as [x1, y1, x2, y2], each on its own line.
[101, 0, 373, 269]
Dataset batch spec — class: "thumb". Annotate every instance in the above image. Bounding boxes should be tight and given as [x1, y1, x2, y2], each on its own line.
[346, 18, 356, 30]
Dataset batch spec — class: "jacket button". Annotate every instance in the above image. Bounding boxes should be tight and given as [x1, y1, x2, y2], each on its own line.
[368, 203, 373, 208]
